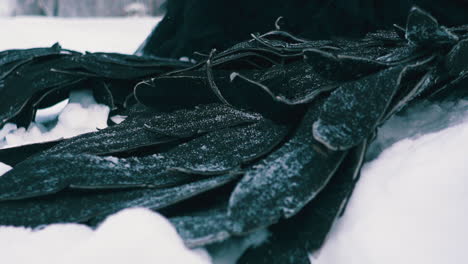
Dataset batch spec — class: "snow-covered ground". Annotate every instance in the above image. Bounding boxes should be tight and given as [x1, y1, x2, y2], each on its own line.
[314, 100, 468, 264]
[0, 16, 160, 53]
[0, 16, 467, 264]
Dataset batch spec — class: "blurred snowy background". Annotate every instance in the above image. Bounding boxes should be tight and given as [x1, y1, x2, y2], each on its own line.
[0, 0, 164, 53]
[0, 0, 166, 17]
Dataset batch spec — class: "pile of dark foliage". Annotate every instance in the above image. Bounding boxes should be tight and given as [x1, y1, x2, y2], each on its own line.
[140, 0, 468, 58]
[0, 7, 467, 263]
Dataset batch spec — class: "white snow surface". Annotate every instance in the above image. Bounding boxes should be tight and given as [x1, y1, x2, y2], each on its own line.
[0, 208, 211, 264]
[0, 90, 109, 149]
[0, 16, 161, 54]
[314, 99, 468, 264]
[0, 0, 15, 16]
[1, 16, 468, 264]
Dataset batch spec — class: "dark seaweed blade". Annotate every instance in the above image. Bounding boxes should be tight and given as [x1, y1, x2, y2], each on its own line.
[427, 72, 468, 101]
[0, 173, 239, 228]
[445, 38, 468, 77]
[274, 60, 339, 103]
[144, 103, 262, 137]
[0, 153, 193, 201]
[0, 118, 286, 200]
[86, 52, 191, 68]
[0, 54, 83, 126]
[250, 60, 340, 105]
[250, 33, 332, 54]
[31, 78, 114, 113]
[226, 72, 301, 120]
[0, 106, 173, 167]
[376, 45, 429, 64]
[88, 80, 116, 110]
[170, 206, 230, 248]
[0, 139, 62, 166]
[5, 96, 37, 128]
[331, 33, 402, 61]
[46, 105, 284, 167]
[134, 72, 220, 112]
[163, 180, 235, 248]
[304, 49, 388, 81]
[383, 59, 436, 120]
[237, 235, 311, 264]
[56, 53, 188, 80]
[137, 57, 321, 120]
[104, 79, 140, 107]
[214, 35, 312, 62]
[165, 120, 289, 175]
[227, 102, 347, 235]
[405, 7, 458, 47]
[211, 50, 283, 70]
[239, 141, 368, 264]
[225, 61, 338, 117]
[288, 141, 368, 254]
[313, 66, 403, 151]
[44, 108, 177, 156]
[365, 29, 404, 43]
[0, 43, 62, 67]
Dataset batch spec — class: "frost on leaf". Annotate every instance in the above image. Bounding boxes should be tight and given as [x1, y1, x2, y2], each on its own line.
[0, 173, 238, 227]
[165, 120, 289, 175]
[313, 66, 403, 151]
[144, 103, 262, 137]
[227, 102, 347, 235]
[405, 7, 458, 47]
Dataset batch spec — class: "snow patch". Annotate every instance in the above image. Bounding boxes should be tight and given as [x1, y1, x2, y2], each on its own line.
[0, 90, 109, 149]
[0, 208, 211, 264]
[314, 99, 468, 264]
[110, 115, 127, 125]
[0, 163, 12, 175]
[367, 99, 468, 160]
[0, 0, 15, 16]
[0, 16, 161, 53]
